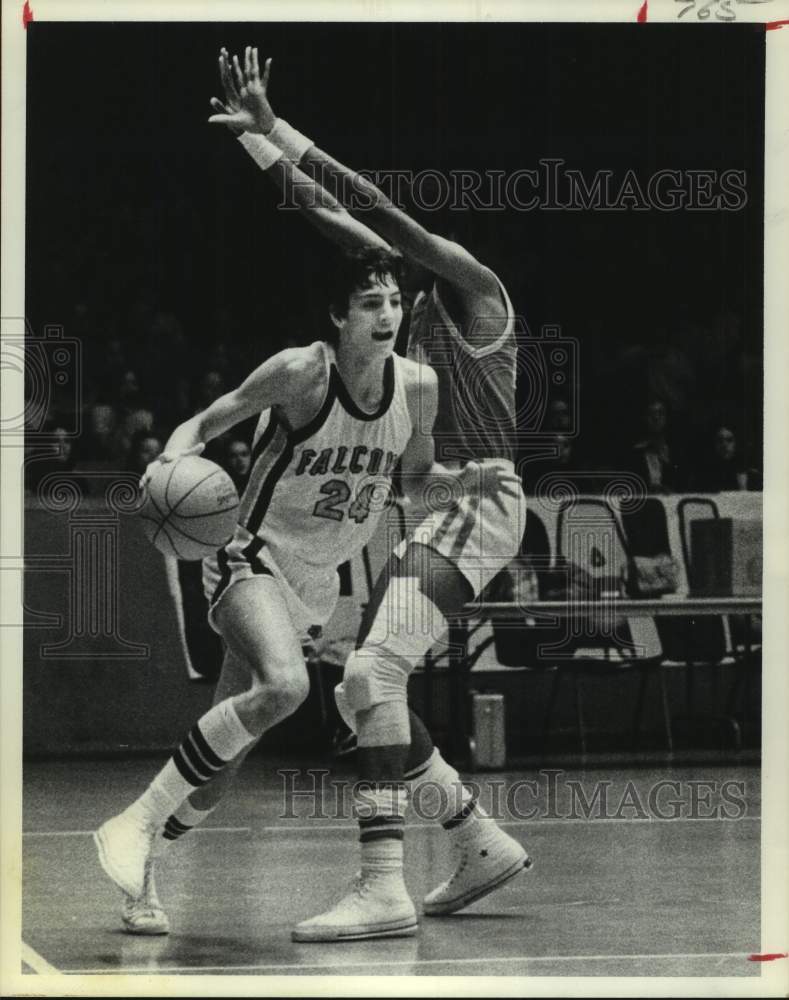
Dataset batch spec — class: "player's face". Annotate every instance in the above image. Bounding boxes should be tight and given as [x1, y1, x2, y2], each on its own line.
[334, 274, 403, 355]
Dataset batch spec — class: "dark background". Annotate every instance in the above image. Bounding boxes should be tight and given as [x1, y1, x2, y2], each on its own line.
[25, 21, 765, 466]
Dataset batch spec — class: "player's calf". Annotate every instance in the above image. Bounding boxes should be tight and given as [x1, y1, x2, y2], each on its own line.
[292, 784, 416, 942]
[408, 748, 532, 915]
[95, 699, 256, 898]
[293, 654, 416, 942]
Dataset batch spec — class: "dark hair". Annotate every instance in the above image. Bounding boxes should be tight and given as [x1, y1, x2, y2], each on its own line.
[327, 246, 404, 321]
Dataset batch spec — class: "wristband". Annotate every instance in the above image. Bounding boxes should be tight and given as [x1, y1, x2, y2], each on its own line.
[237, 132, 284, 171]
[268, 118, 313, 164]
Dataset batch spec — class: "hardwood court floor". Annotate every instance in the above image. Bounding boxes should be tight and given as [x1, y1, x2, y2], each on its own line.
[22, 757, 760, 978]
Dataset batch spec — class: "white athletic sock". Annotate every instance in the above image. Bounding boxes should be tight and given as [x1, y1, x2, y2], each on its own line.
[360, 837, 404, 878]
[355, 784, 408, 879]
[406, 747, 491, 841]
[159, 800, 216, 851]
[129, 699, 255, 827]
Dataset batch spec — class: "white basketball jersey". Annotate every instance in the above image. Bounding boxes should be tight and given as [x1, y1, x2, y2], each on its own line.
[234, 341, 412, 568]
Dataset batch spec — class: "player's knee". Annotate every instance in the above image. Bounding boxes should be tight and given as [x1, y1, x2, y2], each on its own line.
[343, 648, 409, 712]
[239, 664, 308, 724]
[334, 683, 357, 734]
[343, 652, 377, 713]
[269, 667, 310, 717]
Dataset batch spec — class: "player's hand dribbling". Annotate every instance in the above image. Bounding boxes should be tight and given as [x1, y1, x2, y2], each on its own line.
[208, 46, 276, 136]
[139, 443, 205, 491]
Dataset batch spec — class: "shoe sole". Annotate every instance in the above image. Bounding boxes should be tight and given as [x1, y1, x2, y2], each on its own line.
[423, 855, 533, 916]
[292, 916, 418, 943]
[122, 919, 170, 936]
[93, 828, 141, 899]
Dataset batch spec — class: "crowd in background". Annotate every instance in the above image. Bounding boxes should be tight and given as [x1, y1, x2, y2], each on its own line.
[24, 279, 762, 500]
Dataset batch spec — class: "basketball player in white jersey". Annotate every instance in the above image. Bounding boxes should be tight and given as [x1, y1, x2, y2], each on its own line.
[92, 119, 498, 932]
[94, 81, 515, 936]
[204, 48, 532, 942]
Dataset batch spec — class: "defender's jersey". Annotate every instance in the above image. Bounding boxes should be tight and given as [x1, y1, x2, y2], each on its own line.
[234, 341, 412, 568]
[407, 277, 517, 463]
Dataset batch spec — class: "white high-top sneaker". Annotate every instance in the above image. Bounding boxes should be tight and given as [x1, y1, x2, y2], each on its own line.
[424, 827, 532, 916]
[292, 872, 418, 942]
[121, 856, 170, 935]
[94, 808, 158, 899]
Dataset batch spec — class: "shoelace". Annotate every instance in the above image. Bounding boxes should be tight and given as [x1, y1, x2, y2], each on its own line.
[349, 870, 403, 901]
[445, 845, 470, 886]
[129, 863, 162, 910]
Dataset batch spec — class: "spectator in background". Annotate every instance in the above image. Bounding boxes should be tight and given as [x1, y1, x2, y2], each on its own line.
[85, 402, 117, 461]
[626, 398, 685, 493]
[194, 370, 226, 414]
[125, 429, 164, 478]
[522, 433, 582, 495]
[224, 437, 251, 494]
[114, 369, 156, 458]
[546, 396, 571, 433]
[25, 423, 88, 496]
[84, 369, 156, 464]
[694, 423, 760, 492]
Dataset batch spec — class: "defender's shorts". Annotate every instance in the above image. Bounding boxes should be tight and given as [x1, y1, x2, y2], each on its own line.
[355, 459, 527, 670]
[397, 459, 527, 597]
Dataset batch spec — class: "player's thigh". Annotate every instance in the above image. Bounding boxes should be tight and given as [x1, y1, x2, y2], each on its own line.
[213, 576, 306, 687]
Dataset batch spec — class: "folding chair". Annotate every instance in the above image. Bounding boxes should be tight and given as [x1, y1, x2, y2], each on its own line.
[538, 496, 666, 754]
[665, 497, 761, 748]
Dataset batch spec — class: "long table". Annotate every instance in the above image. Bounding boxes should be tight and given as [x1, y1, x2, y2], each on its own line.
[428, 596, 762, 762]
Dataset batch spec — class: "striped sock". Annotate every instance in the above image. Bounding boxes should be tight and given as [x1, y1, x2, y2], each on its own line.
[129, 699, 254, 827]
[355, 784, 407, 876]
[406, 747, 488, 839]
[159, 801, 215, 850]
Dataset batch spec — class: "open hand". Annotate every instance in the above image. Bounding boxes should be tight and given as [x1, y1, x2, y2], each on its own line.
[458, 460, 521, 516]
[208, 46, 276, 136]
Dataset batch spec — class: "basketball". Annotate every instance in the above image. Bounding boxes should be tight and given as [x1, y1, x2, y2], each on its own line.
[139, 455, 239, 560]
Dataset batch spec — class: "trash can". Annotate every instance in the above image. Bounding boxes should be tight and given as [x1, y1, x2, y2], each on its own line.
[469, 691, 506, 770]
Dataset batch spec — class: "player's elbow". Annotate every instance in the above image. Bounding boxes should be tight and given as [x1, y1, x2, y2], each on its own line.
[428, 235, 496, 292]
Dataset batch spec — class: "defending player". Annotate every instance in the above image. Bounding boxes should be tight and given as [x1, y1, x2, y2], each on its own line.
[207, 48, 532, 942]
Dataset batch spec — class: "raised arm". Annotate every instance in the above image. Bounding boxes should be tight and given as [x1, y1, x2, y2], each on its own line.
[209, 49, 388, 253]
[210, 47, 498, 296]
[300, 148, 497, 297]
